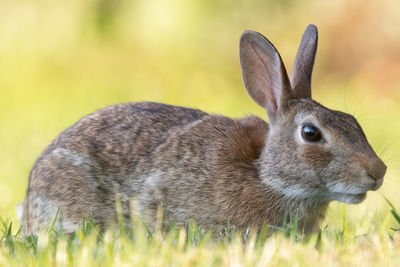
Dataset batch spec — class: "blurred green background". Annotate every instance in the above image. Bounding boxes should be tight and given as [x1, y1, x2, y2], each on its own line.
[0, 0, 399, 231]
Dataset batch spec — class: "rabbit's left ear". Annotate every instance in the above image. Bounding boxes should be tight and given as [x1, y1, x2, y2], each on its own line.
[290, 24, 318, 99]
[240, 31, 293, 124]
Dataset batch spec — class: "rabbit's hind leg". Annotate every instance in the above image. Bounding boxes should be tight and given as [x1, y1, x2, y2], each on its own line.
[21, 147, 116, 235]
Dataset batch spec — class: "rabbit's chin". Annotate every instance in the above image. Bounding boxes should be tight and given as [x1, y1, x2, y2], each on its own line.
[333, 192, 367, 204]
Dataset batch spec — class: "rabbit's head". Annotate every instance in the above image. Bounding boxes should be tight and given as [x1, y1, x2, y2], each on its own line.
[240, 25, 386, 204]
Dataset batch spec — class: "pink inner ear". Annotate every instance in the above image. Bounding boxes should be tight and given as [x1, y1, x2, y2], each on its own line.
[251, 43, 278, 112]
[263, 82, 277, 112]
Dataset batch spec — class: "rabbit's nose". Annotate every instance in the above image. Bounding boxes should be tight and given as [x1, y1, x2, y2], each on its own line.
[360, 159, 386, 188]
[367, 159, 387, 181]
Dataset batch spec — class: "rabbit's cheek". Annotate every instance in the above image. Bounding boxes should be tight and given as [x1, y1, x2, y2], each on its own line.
[299, 145, 333, 170]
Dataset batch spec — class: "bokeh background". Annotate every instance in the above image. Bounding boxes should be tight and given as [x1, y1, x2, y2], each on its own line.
[0, 0, 399, 231]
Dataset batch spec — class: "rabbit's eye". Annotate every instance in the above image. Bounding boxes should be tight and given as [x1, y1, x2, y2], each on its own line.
[302, 124, 322, 142]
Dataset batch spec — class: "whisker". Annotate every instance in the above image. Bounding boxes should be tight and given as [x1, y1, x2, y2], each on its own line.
[381, 155, 400, 164]
[354, 112, 378, 122]
[343, 86, 349, 113]
[352, 95, 368, 117]
[379, 137, 398, 158]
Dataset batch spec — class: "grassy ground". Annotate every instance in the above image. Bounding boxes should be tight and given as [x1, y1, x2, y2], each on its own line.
[1, 0, 400, 266]
[1, 207, 400, 266]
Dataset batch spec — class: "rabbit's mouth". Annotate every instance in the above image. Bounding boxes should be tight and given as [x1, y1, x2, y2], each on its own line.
[324, 181, 377, 204]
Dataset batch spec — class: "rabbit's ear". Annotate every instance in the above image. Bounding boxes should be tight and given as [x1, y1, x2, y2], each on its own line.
[290, 24, 318, 99]
[240, 31, 293, 123]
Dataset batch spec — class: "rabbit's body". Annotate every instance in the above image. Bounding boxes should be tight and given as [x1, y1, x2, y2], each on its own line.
[23, 101, 325, 234]
[22, 25, 386, 235]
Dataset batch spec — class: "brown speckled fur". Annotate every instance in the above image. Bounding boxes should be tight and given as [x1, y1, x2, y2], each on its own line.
[21, 25, 386, 235]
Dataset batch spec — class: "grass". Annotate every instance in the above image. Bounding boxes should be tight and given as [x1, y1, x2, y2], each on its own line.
[385, 198, 400, 233]
[1, 207, 400, 266]
[1, 200, 400, 266]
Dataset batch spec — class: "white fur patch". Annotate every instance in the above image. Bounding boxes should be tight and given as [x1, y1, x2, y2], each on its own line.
[281, 186, 310, 199]
[262, 178, 312, 200]
[16, 203, 23, 222]
[61, 220, 79, 233]
[326, 182, 366, 195]
[51, 148, 91, 166]
[143, 171, 163, 189]
[29, 195, 78, 233]
[332, 192, 366, 204]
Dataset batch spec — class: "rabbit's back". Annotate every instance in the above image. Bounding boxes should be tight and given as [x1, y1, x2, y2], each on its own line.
[22, 102, 210, 233]
[23, 102, 270, 234]
[53, 102, 209, 177]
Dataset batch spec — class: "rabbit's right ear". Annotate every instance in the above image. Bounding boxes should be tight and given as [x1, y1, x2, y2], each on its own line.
[240, 31, 293, 124]
[290, 25, 318, 99]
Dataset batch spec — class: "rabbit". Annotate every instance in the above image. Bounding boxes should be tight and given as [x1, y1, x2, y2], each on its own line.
[21, 24, 386, 236]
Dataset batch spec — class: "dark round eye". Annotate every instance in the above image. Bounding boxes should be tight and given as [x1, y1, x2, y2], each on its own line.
[301, 124, 322, 142]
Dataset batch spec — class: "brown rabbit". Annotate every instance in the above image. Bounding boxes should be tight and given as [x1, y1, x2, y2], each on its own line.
[21, 25, 386, 235]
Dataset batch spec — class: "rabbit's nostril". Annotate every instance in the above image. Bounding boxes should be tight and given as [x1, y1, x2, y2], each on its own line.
[366, 171, 377, 181]
[361, 170, 376, 185]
